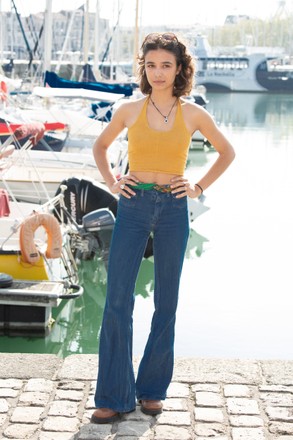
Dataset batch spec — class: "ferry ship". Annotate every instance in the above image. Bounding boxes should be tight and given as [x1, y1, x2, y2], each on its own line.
[193, 35, 293, 93]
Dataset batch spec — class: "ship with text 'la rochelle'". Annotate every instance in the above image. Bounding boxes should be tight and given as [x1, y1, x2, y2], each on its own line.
[192, 35, 293, 93]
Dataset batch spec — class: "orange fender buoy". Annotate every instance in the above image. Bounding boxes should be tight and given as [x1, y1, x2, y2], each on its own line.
[19, 213, 62, 264]
[0, 81, 7, 102]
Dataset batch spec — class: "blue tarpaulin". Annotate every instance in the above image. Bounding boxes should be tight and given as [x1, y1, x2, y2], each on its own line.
[44, 71, 135, 97]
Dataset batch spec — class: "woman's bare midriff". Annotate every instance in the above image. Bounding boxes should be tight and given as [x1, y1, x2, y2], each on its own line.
[130, 171, 180, 185]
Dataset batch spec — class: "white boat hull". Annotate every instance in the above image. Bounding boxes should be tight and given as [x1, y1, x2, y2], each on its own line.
[0, 141, 126, 204]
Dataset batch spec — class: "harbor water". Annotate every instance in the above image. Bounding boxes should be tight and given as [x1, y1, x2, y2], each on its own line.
[1, 92, 293, 360]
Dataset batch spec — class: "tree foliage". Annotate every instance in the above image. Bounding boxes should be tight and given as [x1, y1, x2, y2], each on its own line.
[206, 16, 293, 55]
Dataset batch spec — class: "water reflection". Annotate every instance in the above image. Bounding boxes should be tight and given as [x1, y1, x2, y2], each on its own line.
[2, 92, 293, 359]
[0, 225, 208, 358]
[186, 228, 209, 258]
[206, 92, 293, 130]
[187, 147, 216, 167]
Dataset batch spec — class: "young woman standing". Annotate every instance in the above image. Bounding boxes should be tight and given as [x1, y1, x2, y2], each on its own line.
[91, 32, 235, 424]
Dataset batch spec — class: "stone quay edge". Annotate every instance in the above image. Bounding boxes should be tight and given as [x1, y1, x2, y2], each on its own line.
[0, 354, 292, 439]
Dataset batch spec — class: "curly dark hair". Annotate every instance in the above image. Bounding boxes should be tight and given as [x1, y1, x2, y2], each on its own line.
[137, 32, 195, 98]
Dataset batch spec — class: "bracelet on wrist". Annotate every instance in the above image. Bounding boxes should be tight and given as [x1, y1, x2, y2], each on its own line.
[194, 183, 203, 195]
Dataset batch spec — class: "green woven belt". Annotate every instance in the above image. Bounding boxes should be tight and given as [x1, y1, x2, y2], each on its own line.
[130, 183, 172, 192]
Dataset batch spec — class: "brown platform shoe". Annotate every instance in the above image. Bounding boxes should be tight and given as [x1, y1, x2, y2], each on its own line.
[139, 399, 163, 416]
[91, 407, 120, 424]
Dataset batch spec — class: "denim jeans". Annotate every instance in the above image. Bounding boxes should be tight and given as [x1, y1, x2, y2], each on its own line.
[94, 188, 190, 412]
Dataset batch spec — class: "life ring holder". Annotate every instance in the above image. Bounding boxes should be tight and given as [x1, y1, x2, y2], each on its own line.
[19, 213, 62, 264]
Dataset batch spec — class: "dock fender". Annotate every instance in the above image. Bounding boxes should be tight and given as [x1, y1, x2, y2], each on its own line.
[0, 272, 13, 288]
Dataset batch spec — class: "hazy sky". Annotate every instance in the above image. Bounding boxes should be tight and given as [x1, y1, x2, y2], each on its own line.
[1, 0, 292, 26]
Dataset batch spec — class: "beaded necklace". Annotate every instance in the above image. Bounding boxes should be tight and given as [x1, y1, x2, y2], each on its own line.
[150, 96, 177, 123]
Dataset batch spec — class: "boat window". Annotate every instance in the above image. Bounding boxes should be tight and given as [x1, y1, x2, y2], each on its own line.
[198, 58, 249, 70]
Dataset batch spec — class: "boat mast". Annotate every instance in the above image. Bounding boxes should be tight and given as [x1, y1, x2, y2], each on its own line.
[0, 0, 3, 64]
[11, 0, 34, 70]
[83, 0, 89, 65]
[55, 9, 77, 75]
[44, 0, 52, 74]
[94, 0, 101, 79]
[133, 0, 139, 76]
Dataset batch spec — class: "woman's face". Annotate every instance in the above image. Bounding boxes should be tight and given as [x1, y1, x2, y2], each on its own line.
[144, 48, 181, 92]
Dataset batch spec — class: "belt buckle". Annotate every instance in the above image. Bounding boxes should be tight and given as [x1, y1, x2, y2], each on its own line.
[154, 184, 172, 193]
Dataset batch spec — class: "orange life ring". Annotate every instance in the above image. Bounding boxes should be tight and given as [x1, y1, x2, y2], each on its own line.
[19, 213, 62, 264]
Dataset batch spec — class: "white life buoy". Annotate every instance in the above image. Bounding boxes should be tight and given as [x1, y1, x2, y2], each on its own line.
[19, 213, 62, 264]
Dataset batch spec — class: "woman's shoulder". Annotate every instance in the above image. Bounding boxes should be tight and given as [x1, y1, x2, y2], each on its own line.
[180, 97, 205, 113]
[180, 97, 212, 132]
[114, 96, 147, 127]
[115, 96, 147, 113]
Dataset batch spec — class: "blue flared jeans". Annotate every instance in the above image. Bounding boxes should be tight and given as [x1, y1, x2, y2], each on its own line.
[94, 188, 190, 412]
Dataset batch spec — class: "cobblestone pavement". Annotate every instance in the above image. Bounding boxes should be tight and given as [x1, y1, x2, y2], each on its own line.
[0, 354, 292, 439]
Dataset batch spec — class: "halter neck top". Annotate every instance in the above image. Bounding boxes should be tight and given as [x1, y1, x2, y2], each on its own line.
[128, 97, 191, 175]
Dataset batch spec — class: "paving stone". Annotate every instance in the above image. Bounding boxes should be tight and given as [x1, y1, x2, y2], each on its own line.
[116, 420, 152, 437]
[0, 398, 9, 413]
[0, 388, 19, 398]
[261, 361, 293, 385]
[194, 422, 227, 436]
[157, 410, 191, 425]
[154, 425, 191, 440]
[10, 406, 44, 423]
[0, 379, 23, 389]
[85, 394, 95, 409]
[48, 400, 79, 417]
[266, 406, 293, 421]
[74, 422, 112, 439]
[196, 437, 228, 440]
[39, 432, 75, 440]
[192, 383, 221, 393]
[89, 381, 97, 392]
[227, 397, 260, 415]
[194, 407, 224, 423]
[164, 398, 189, 411]
[231, 427, 266, 439]
[0, 413, 6, 426]
[24, 378, 54, 393]
[274, 437, 293, 440]
[42, 416, 80, 432]
[260, 392, 293, 406]
[269, 422, 293, 435]
[229, 415, 264, 427]
[55, 389, 84, 401]
[3, 423, 37, 438]
[81, 409, 93, 423]
[224, 385, 251, 397]
[124, 408, 152, 422]
[167, 382, 190, 398]
[18, 391, 50, 406]
[58, 380, 85, 390]
[113, 437, 150, 440]
[195, 391, 223, 406]
[259, 385, 293, 393]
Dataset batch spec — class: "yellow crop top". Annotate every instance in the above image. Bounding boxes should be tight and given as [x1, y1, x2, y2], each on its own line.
[128, 97, 191, 175]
